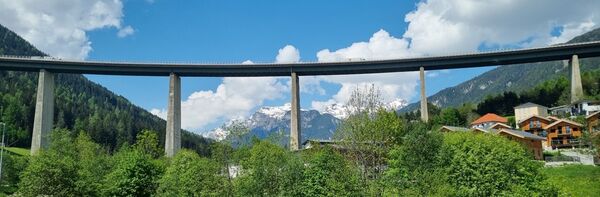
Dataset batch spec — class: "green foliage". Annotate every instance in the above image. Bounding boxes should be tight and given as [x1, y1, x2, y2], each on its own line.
[0, 24, 213, 155]
[474, 70, 600, 116]
[157, 149, 226, 196]
[74, 132, 110, 196]
[440, 132, 554, 196]
[386, 125, 450, 196]
[0, 153, 28, 194]
[542, 165, 600, 196]
[18, 129, 78, 196]
[134, 130, 163, 158]
[301, 147, 362, 196]
[235, 140, 303, 196]
[432, 107, 466, 126]
[102, 147, 162, 197]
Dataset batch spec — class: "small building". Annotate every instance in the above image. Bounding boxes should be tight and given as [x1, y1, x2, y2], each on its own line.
[572, 100, 600, 116]
[549, 100, 600, 117]
[587, 111, 600, 133]
[439, 126, 470, 132]
[470, 113, 508, 129]
[498, 128, 545, 160]
[517, 115, 552, 137]
[514, 102, 548, 127]
[543, 119, 583, 148]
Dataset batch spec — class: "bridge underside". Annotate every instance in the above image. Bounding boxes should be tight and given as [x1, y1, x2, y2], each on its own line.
[4, 42, 594, 155]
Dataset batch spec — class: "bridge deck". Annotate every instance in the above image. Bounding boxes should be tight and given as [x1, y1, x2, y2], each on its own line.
[1, 41, 600, 76]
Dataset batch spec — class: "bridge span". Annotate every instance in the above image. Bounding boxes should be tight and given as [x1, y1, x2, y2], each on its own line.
[1, 41, 600, 156]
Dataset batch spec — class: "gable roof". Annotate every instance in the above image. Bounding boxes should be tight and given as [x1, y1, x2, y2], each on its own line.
[498, 128, 546, 141]
[544, 119, 583, 129]
[517, 115, 551, 125]
[514, 102, 547, 109]
[586, 111, 600, 120]
[471, 113, 508, 125]
[474, 127, 499, 134]
[547, 116, 561, 121]
[488, 122, 512, 129]
[439, 126, 470, 132]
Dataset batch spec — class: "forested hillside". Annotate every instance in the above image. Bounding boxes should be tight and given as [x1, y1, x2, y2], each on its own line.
[401, 28, 600, 112]
[0, 24, 211, 155]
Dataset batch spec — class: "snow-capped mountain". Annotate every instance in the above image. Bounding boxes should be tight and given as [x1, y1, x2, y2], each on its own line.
[203, 98, 408, 142]
[321, 98, 408, 119]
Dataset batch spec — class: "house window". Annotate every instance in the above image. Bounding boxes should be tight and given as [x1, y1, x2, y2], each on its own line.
[558, 126, 562, 134]
[530, 121, 533, 128]
[566, 126, 571, 134]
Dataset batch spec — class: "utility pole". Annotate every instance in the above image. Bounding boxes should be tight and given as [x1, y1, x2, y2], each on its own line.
[0, 122, 5, 182]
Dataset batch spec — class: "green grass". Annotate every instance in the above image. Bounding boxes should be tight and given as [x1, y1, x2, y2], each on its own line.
[1, 147, 29, 156]
[542, 165, 600, 196]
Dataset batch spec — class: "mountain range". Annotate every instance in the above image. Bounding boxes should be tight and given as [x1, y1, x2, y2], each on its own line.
[400, 27, 600, 112]
[203, 99, 408, 142]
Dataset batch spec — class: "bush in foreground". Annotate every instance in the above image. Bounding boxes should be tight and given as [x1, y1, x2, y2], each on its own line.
[156, 149, 226, 196]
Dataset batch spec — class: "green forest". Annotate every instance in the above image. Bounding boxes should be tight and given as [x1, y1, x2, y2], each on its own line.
[401, 69, 600, 127]
[0, 114, 564, 196]
[0, 24, 212, 155]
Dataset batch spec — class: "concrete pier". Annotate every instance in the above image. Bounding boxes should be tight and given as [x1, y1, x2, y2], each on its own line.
[31, 69, 54, 154]
[290, 72, 301, 151]
[419, 67, 429, 122]
[165, 73, 181, 157]
[570, 54, 584, 104]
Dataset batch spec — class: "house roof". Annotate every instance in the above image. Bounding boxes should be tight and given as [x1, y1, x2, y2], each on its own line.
[302, 139, 336, 146]
[514, 102, 547, 109]
[488, 122, 512, 129]
[471, 113, 508, 125]
[439, 126, 470, 132]
[586, 111, 600, 120]
[474, 127, 499, 134]
[547, 116, 561, 121]
[499, 128, 546, 141]
[549, 105, 570, 110]
[517, 115, 551, 125]
[544, 119, 583, 129]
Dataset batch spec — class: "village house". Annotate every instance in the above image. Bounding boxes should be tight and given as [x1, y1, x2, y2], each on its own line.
[549, 100, 600, 117]
[470, 113, 508, 129]
[587, 111, 600, 133]
[543, 119, 583, 148]
[514, 102, 548, 128]
[497, 128, 545, 160]
[517, 115, 552, 137]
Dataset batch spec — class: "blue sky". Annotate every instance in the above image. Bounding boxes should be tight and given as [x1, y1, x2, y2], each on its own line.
[1, 0, 598, 133]
[85, 0, 489, 108]
[83, 0, 493, 130]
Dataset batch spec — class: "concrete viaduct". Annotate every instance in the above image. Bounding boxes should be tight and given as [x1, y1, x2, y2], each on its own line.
[1, 41, 600, 156]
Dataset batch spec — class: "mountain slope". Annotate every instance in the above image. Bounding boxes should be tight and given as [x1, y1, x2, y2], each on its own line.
[0, 24, 211, 155]
[401, 28, 600, 112]
[205, 99, 408, 143]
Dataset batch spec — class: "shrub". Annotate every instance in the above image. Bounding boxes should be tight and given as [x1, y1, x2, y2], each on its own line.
[156, 149, 226, 196]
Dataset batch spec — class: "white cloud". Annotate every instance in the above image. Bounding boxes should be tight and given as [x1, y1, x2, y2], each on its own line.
[117, 25, 134, 38]
[151, 77, 288, 131]
[317, 30, 417, 62]
[275, 45, 300, 63]
[313, 30, 420, 107]
[152, 45, 303, 131]
[310, 0, 600, 111]
[0, 0, 131, 59]
[150, 108, 167, 119]
[403, 0, 600, 55]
